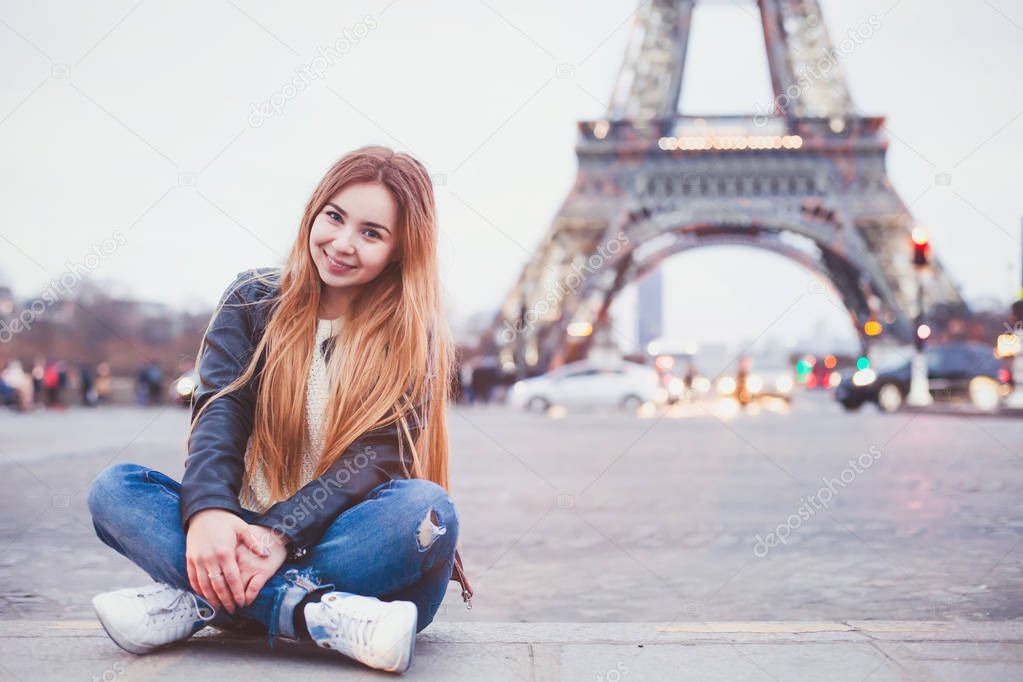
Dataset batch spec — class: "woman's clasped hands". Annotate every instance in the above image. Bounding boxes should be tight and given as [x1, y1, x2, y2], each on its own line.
[184, 509, 289, 614]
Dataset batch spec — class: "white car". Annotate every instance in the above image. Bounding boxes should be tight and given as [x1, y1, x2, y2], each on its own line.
[509, 360, 664, 412]
[745, 365, 796, 400]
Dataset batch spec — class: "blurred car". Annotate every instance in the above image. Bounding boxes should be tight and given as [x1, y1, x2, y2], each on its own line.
[835, 342, 1008, 413]
[664, 373, 712, 402]
[168, 368, 199, 406]
[716, 361, 795, 403]
[745, 364, 796, 401]
[804, 363, 841, 390]
[509, 360, 664, 412]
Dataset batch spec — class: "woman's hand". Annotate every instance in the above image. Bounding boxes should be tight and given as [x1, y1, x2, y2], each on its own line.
[235, 524, 289, 607]
[185, 509, 271, 614]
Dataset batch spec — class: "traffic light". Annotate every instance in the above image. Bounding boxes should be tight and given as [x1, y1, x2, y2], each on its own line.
[911, 227, 929, 267]
[795, 356, 814, 384]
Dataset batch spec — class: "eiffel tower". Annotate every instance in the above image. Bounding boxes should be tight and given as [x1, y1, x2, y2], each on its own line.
[482, 0, 964, 374]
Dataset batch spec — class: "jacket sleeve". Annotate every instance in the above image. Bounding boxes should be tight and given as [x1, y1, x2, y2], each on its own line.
[180, 272, 261, 530]
[249, 415, 421, 553]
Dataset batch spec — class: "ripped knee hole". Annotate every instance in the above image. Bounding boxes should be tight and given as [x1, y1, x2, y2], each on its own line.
[416, 509, 447, 551]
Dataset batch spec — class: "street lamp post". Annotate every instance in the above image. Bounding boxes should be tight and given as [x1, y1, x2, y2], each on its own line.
[907, 227, 933, 407]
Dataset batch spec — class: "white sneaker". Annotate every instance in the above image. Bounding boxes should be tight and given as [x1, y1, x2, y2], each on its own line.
[92, 582, 216, 654]
[304, 592, 418, 674]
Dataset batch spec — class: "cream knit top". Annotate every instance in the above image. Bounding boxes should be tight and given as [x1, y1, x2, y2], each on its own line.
[238, 318, 337, 513]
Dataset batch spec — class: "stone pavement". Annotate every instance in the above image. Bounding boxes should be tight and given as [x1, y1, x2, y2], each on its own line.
[4, 404, 1023, 624]
[2, 620, 1021, 680]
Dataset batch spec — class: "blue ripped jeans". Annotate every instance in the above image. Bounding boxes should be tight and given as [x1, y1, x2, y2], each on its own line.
[87, 462, 459, 647]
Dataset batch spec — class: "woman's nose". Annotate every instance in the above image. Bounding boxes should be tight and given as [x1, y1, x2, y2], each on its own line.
[332, 227, 356, 253]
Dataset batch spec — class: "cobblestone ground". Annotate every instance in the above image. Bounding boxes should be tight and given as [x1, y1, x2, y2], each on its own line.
[1, 396, 1021, 624]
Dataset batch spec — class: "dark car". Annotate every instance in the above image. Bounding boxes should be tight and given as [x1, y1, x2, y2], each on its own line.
[836, 342, 1008, 413]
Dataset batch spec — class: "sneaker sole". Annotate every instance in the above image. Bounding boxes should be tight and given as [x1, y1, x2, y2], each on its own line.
[393, 601, 418, 674]
[91, 593, 155, 655]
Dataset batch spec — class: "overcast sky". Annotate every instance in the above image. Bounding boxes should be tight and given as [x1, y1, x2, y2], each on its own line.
[1, 0, 1020, 348]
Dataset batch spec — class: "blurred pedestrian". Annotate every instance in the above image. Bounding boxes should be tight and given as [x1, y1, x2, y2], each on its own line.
[80, 363, 98, 407]
[31, 355, 45, 401]
[471, 357, 498, 405]
[95, 362, 112, 405]
[459, 357, 475, 404]
[43, 360, 64, 409]
[146, 361, 163, 406]
[135, 364, 148, 405]
[2, 360, 33, 411]
[0, 365, 12, 408]
[683, 361, 696, 401]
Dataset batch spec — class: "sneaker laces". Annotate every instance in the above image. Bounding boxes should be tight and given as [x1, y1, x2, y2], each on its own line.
[137, 584, 214, 623]
[323, 599, 379, 654]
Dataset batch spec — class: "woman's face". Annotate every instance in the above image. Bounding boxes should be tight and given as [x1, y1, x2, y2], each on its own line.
[309, 181, 400, 300]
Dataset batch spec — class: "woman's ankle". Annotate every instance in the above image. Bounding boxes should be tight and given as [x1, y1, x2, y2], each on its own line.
[293, 588, 333, 639]
[293, 597, 313, 638]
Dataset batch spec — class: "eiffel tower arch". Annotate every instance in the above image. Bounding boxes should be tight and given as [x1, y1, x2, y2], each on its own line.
[482, 0, 965, 374]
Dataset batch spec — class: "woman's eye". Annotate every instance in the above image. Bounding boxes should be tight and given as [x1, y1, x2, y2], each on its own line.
[326, 210, 342, 222]
[363, 228, 380, 240]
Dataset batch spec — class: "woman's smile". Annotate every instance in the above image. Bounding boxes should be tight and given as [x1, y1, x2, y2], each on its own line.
[323, 250, 357, 274]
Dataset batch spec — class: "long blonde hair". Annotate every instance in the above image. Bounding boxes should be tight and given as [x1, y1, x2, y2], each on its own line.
[187, 145, 453, 502]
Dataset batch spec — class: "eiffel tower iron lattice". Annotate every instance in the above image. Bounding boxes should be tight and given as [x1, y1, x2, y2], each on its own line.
[481, 0, 965, 375]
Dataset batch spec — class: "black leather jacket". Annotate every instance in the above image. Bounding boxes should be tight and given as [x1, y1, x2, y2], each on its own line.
[180, 267, 472, 604]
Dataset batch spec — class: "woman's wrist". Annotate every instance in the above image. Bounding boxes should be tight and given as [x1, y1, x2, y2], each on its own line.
[251, 522, 290, 548]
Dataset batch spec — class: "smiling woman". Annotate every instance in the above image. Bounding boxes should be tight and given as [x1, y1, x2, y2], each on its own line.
[86, 146, 471, 675]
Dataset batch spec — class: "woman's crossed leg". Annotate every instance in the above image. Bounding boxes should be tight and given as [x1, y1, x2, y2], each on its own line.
[86, 462, 459, 652]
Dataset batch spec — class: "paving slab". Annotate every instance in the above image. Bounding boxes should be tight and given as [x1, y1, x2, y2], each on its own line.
[2, 620, 1021, 681]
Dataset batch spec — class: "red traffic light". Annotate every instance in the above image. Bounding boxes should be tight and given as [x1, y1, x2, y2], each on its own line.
[913, 243, 929, 266]
[911, 227, 929, 266]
